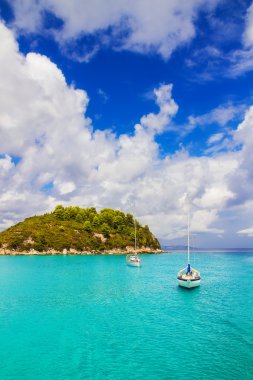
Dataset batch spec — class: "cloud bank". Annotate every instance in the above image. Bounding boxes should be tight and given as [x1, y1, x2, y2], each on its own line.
[1, 21, 253, 246]
[226, 1, 253, 77]
[10, 0, 219, 60]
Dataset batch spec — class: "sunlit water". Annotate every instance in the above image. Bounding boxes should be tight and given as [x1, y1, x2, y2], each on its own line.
[0, 252, 252, 380]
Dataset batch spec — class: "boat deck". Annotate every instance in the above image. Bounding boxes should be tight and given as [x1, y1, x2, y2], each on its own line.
[177, 273, 200, 281]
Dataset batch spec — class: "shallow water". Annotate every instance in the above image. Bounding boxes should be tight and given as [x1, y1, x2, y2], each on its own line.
[0, 252, 252, 379]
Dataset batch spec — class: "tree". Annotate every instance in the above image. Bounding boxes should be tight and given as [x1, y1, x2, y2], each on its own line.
[65, 206, 79, 220]
[53, 205, 65, 220]
[93, 216, 100, 228]
[87, 207, 97, 221]
[113, 215, 124, 229]
[101, 223, 110, 238]
[126, 213, 134, 226]
[9, 235, 24, 250]
[83, 221, 92, 232]
[76, 213, 83, 223]
[34, 234, 47, 252]
[99, 209, 114, 226]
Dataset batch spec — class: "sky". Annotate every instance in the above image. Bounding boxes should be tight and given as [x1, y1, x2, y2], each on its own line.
[1, 0, 253, 248]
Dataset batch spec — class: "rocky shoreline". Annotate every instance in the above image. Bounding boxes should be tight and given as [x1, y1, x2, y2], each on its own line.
[0, 246, 164, 256]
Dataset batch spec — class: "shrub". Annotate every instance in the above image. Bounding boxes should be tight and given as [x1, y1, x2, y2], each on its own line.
[83, 221, 92, 232]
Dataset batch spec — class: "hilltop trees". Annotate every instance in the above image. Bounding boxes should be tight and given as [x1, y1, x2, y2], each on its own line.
[0, 205, 161, 253]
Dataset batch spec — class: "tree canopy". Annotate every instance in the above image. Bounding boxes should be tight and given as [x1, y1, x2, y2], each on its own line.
[0, 206, 160, 253]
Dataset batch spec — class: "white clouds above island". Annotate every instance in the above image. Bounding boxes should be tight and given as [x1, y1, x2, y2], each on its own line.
[1, 21, 253, 247]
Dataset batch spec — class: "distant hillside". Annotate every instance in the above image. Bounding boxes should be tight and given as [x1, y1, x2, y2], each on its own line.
[0, 206, 161, 254]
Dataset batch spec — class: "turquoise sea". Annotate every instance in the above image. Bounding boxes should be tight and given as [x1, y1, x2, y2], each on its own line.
[0, 252, 252, 380]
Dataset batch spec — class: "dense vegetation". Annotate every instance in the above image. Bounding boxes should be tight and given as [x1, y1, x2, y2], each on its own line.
[0, 206, 160, 253]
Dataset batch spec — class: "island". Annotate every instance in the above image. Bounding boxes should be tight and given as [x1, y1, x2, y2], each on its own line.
[0, 206, 162, 255]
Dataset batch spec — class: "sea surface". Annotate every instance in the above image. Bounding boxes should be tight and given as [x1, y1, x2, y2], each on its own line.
[0, 252, 252, 380]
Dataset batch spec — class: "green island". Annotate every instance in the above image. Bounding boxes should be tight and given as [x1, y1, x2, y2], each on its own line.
[0, 205, 161, 255]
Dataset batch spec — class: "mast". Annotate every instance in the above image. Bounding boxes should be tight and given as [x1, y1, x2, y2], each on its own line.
[187, 205, 191, 273]
[187, 210, 190, 265]
[134, 219, 137, 252]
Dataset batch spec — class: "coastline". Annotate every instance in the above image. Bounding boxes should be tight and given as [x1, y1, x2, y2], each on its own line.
[0, 247, 164, 256]
[1, 248, 251, 256]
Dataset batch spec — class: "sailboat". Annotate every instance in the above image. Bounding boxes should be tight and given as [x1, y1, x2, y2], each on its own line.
[126, 219, 142, 267]
[177, 210, 201, 288]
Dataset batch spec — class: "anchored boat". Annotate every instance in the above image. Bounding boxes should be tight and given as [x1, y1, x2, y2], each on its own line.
[177, 210, 201, 288]
[126, 219, 142, 267]
[126, 254, 141, 267]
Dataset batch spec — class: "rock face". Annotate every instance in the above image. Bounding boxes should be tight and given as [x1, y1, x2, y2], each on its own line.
[0, 206, 161, 255]
[0, 247, 163, 255]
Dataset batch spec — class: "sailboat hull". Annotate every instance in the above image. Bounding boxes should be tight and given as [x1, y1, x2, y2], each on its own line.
[127, 260, 141, 267]
[126, 255, 141, 267]
[178, 279, 200, 288]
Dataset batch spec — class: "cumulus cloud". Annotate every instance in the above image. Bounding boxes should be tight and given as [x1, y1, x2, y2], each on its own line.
[1, 21, 253, 246]
[140, 84, 178, 134]
[228, 106, 253, 206]
[243, 3, 253, 47]
[237, 227, 253, 237]
[189, 103, 244, 127]
[9, 0, 220, 60]
[226, 1, 253, 77]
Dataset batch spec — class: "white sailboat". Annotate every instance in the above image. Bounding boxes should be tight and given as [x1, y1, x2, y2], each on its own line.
[126, 219, 142, 267]
[177, 211, 201, 288]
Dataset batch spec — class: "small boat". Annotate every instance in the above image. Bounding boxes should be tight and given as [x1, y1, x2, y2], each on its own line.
[177, 208, 201, 288]
[177, 266, 201, 288]
[126, 219, 142, 267]
[126, 254, 141, 267]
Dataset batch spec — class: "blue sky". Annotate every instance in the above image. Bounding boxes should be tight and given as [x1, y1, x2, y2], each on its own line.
[1, 0, 253, 247]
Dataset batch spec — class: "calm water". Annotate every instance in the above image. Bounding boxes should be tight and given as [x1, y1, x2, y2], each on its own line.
[0, 252, 252, 380]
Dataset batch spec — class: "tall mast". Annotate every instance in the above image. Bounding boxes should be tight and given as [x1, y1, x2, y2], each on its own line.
[186, 197, 191, 273]
[134, 219, 137, 252]
[187, 210, 190, 265]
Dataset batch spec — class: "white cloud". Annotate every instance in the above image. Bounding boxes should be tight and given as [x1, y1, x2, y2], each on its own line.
[9, 0, 219, 60]
[243, 3, 253, 47]
[55, 181, 76, 195]
[207, 133, 224, 145]
[1, 21, 253, 246]
[178, 2, 253, 80]
[227, 47, 253, 77]
[237, 227, 253, 237]
[189, 103, 243, 127]
[226, 2, 253, 77]
[0, 155, 14, 176]
[140, 84, 178, 134]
